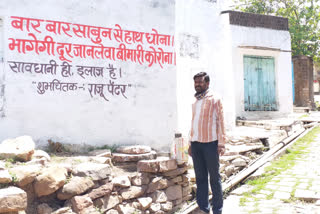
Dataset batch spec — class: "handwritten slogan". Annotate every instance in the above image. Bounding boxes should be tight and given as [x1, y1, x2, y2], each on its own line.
[7, 16, 175, 101]
[8, 60, 128, 101]
[8, 16, 175, 67]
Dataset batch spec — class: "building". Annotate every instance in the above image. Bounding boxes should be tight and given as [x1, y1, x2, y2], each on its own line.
[293, 55, 314, 108]
[0, 0, 292, 150]
[176, 1, 293, 139]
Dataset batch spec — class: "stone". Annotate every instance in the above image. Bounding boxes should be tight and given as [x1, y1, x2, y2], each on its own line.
[117, 204, 141, 214]
[32, 150, 51, 162]
[0, 187, 27, 213]
[147, 177, 171, 193]
[112, 151, 156, 163]
[27, 157, 48, 166]
[160, 201, 173, 212]
[94, 194, 121, 211]
[88, 183, 113, 200]
[158, 158, 178, 172]
[187, 169, 196, 182]
[57, 176, 95, 200]
[294, 189, 320, 201]
[182, 182, 189, 187]
[20, 183, 35, 214]
[240, 155, 251, 163]
[112, 175, 131, 188]
[130, 173, 150, 186]
[99, 176, 112, 184]
[192, 184, 197, 193]
[72, 163, 111, 181]
[232, 158, 247, 167]
[64, 199, 73, 208]
[219, 164, 226, 173]
[224, 165, 235, 177]
[227, 144, 264, 155]
[149, 203, 161, 212]
[0, 169, 12, 183]
[6, 211, 26, 214]
[34, 166, 67, 197]
[120, 185, 147, 200]
[219, 155, 241, 164]
[37, 203, 53, 214]
[221, 173, 227, 181]
[80, 206, 100, 214]
[182, 186, 191, 197]
[230, 185, 253, 196]
[278, 180, 298, 186]
[69, 156, 89, 164]
[51, 207, 75, 214]
[137, 160, 159, 173]
[9, 165, 42, 187]
[71, 195, 93, 214]
[106, 209, 119, 214]
[137, 197, 152, 210]
[137, 157, 178, 173]
[89, 149, 112, 157]
[150, 190, 168, 203]
[273, 191, 291, 200]
[161, 166, 188, 177]
[166, 185, 182, 201]
[181, 174, 189, 183]
[0, 161, 5, 170]
[296, 183, 309, 189]
[173, 198, 182, 206]
[130, 201, 141, 210]
[90, 157, 112, 164]
[183, 194, 193, 201]
[223, 151, 239, 156]
[277, 186, 293, 192]
[169, 176, 182, 184]
[116, 145, 152, 154]
[57, 163, 73, 173]
[0, 136, 35, 162]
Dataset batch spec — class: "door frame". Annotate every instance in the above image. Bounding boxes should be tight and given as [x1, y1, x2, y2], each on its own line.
[243, 55, 277, 111]
[234, 47, 280, 115]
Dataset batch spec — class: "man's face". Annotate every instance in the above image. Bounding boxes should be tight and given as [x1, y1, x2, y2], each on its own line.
[194, 76, 209, 93]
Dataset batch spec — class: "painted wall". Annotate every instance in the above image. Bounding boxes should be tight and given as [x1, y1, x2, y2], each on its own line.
[0, 0, 293, 150]
[0, 0, 176, 150]
[175, 0, 236, 138]
[228, 24, 293, 119]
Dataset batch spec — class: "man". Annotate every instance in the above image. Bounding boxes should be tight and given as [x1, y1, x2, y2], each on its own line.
[189, 72, 226, 214]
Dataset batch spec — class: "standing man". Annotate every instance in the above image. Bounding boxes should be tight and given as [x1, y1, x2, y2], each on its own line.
[189, 72, 226, 214]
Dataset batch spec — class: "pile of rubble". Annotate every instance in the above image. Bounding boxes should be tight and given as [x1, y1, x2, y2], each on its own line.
[188, 119, 305, 188]
[0, 119, 305, 214]
[221, 137, 264, 179]
[217, 119, 305, 181]
[0, 137, 191, 214]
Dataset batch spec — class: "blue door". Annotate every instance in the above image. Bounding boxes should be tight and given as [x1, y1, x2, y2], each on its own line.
[244, 55, 277, 111]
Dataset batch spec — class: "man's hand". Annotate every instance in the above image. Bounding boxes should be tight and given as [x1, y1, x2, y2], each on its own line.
[188, 145, 192, 157]
[218, 144, 225, 156]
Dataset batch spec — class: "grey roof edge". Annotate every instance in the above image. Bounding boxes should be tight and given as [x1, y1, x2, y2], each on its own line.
[221, 10, 289, 31]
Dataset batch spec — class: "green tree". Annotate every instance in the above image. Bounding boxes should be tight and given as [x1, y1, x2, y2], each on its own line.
[233, 0, 320, 62]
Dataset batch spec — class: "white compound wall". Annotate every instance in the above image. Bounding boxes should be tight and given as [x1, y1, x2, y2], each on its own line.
[0, 0, 177, 150]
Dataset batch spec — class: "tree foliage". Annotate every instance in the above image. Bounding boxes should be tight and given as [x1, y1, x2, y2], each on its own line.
[234, 0, 320, 62]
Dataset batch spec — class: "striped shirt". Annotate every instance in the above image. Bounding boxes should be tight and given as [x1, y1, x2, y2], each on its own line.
[190, 90, 226, 146]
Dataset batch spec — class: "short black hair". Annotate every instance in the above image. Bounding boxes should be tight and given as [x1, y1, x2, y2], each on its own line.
[193, 72, 210, 82]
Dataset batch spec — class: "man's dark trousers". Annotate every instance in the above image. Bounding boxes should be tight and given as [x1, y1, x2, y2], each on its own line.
[191, 141, 223, 214]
